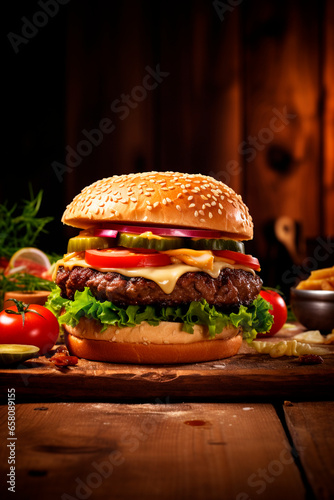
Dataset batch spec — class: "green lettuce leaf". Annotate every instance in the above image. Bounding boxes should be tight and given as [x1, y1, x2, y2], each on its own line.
[46, 286, 273, 342]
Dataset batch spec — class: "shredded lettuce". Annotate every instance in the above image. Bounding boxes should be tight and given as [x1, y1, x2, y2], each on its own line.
[46, 286, 273, 342]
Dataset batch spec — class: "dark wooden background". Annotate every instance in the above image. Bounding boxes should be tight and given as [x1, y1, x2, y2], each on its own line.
[3, 0, 334, 294]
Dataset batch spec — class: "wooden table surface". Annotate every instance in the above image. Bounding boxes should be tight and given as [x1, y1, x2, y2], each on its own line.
[1, 325, 333, 500]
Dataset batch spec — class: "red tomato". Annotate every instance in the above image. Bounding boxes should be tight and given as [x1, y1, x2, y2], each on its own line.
[0, 300, 59, 354]
[257, 290, 288, 337]
[85, 248, 171, 268]
[213, 250, 261, 271]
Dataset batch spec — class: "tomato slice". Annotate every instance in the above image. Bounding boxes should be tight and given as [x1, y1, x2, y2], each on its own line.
[85, 248, 171, 268]
[213, 250, 261, 271]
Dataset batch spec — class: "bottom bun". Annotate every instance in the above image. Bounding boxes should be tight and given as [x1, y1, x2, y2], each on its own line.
[64, 319, 243, 364]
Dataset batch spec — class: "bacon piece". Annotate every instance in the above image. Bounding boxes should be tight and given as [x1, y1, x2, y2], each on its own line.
[50, 348, 78, 368]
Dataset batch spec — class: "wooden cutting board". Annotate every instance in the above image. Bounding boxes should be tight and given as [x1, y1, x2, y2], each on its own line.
[1, 325, 333, 402]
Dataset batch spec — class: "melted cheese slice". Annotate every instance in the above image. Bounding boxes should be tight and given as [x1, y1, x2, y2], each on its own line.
[162, 248, 214, 270]
[54, 252, 255, 294]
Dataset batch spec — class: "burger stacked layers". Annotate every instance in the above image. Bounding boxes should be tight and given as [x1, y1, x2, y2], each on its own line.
[47, 171, 273, 364]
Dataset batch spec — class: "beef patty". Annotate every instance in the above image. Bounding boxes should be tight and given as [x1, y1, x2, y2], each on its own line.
[56, 266, 262, 311]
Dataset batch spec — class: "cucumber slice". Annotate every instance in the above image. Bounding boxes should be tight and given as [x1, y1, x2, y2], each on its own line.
[117, 232, 185, 251]
[67, 236, 110, 253]
[189, 238, 245, 253]
[0, 344, 40, 366]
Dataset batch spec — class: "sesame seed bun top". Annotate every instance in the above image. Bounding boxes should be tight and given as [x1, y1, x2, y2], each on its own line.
[61, 171, 253, 240]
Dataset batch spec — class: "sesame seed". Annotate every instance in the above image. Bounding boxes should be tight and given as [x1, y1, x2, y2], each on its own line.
[166, 198, 171, 203]
[188, 196, 193, 201]
[199, 210, 204, 215]
[153, 202, 159, 208]
[218, 209, 222, 214]
[162, 199, 167, 205]
[194, 211, 199, 217]
[147, 206, 152, 211]
[200, 218, 205, 222]
[189, 203, 195, 208]
[176, 205, 181, 211]
[208, 212, 213, 218]
[130, 197, 137, 202]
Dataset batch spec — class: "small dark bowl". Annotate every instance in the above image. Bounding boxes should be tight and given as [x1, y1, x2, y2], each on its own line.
[290, 288, 334, 333]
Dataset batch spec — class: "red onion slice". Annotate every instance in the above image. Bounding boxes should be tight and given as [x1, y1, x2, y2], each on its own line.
[94, 224, 223, 239]
[93, 229, 118, 238]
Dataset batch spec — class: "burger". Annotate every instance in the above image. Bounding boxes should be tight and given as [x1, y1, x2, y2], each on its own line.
[47, 171, 273, 364]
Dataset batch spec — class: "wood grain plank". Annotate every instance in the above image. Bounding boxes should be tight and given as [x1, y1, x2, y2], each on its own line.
[323, 0, 334, 236]
[0, 402, 305, 500]
[284, 401, 334, 500]
[0, 333, 333, 402]
[243, 0, 321, 256]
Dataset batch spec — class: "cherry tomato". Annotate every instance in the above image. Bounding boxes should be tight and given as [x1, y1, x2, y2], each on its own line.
[213, 250, 261, 271]
[0, 300, 59, 354]
[85, 248, 171, 268]
[257, 290, 288, 337]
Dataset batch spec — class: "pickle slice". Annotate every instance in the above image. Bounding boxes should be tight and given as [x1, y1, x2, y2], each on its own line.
[0, 344, 40, 366]
[189, 238, 245, 253]
[117, 232, 185, 251]
[67, 236, 110, 253]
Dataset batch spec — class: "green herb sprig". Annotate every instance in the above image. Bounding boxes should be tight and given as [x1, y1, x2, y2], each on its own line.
[0, 186, 54, 260]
